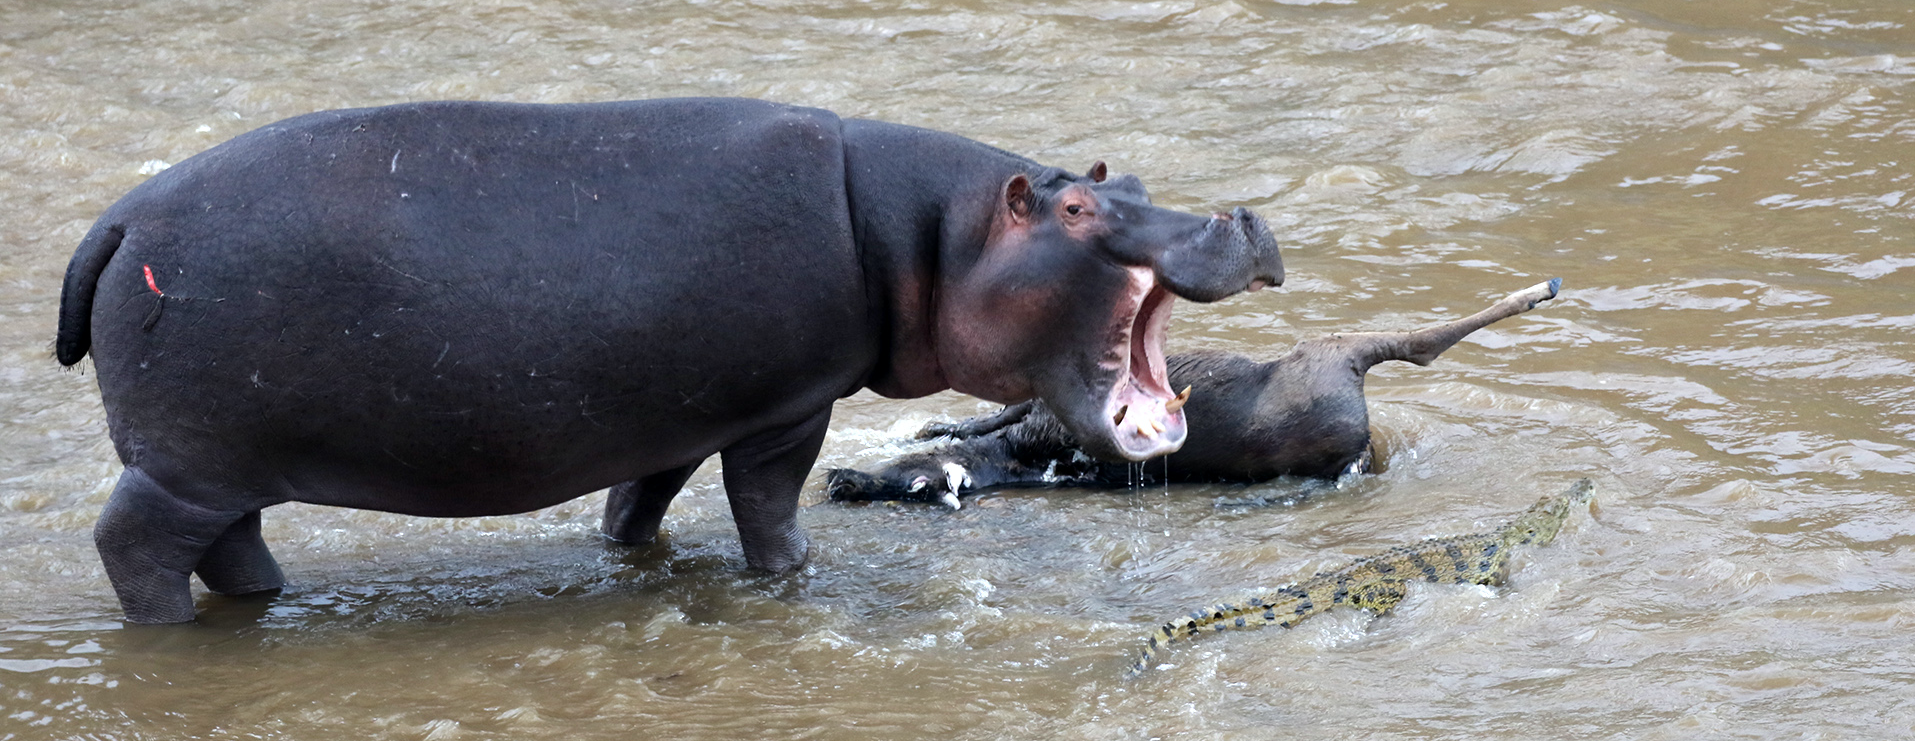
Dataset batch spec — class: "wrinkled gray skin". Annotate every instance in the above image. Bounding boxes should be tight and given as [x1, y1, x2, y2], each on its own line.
[826, 279, 1561, 508]
[54, 98, 1282, 623]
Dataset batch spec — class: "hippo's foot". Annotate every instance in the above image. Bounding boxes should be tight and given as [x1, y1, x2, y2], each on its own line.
[602, 463, 701, 545]
[739, 527, 811, 573]
[194, 510, 285, 596]
[95, 467, 261, 624]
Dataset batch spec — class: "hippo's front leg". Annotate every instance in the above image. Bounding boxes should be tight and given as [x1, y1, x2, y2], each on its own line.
[719, 409, 833, 572]
[602, 462, 704, 545]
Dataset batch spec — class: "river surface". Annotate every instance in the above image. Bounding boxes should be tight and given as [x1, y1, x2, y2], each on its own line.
[2, 0, 1912, 738]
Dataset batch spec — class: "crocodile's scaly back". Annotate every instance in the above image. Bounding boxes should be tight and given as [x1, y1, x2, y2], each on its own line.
[1129, 479, 1594, 676]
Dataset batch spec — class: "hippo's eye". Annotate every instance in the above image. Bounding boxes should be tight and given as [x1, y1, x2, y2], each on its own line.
[1066, 204, 1084, 216]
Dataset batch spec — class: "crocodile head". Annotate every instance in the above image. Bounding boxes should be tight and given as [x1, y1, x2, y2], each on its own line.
[1504, 479, 1595, 546]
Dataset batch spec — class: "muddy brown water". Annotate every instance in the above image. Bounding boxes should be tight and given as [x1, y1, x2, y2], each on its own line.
[3, 0, 1912, 738]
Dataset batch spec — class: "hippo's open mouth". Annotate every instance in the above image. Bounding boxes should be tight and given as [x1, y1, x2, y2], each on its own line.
[1103, 267, 1188, 460]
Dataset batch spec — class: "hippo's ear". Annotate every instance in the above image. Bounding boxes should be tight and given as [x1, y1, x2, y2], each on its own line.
[1086, 161, 1108, 183]
[1003, 174, 1034, 222]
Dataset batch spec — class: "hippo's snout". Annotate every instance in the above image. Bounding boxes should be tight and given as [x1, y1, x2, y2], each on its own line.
[1155, 207, 1283, 303]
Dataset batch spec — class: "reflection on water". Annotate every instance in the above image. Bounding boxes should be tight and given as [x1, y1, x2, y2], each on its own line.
[3, 0, 1913, 739]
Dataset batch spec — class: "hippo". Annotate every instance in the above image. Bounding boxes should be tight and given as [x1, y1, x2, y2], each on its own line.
[54, 97, 1283, 623]
[825, 279, 1561, 507]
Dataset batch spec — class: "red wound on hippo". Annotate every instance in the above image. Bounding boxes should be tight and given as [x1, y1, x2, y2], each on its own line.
[140, 264, 166, 331]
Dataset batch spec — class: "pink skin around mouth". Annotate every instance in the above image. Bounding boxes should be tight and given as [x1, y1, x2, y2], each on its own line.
[1103, 267, 1186, 460]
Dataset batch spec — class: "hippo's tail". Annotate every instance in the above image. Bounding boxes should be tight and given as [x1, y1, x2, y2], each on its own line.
[55, 222, 128, 367]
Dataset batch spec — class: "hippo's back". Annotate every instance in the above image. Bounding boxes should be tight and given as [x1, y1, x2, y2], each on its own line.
[62, 98, 872, 514]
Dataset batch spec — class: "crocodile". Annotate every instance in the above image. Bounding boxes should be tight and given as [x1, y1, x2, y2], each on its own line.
[1128, 478, 1595, 676]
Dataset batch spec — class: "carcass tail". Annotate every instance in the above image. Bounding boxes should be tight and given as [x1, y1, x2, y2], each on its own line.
[55, 223, 128, 366]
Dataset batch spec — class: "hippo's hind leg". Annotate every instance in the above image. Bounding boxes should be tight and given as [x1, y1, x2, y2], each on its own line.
[194, 510, 284, 596]
[602, 461, 702, 544]
[94, 467, 258, 623]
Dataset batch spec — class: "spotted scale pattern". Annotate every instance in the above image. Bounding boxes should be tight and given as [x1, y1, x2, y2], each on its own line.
[1128, 479, 1594, 676]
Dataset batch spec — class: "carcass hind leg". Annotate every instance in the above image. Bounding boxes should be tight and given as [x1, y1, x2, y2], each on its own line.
[1341, 278, 1563, 369]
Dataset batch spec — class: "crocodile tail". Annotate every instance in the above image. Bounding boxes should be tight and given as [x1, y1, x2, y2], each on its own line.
[1128, 620, 1186, 677]
[1127, 589, 1324, 676]
[55, 222, 128, 366]
[1128, 606, 1225, 677]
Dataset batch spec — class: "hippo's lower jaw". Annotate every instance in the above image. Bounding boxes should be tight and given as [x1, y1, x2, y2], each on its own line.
[1101, 267, 1187, 460]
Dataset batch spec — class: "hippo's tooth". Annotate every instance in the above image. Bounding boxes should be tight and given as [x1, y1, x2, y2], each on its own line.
[1137, 417, 1156, 438]
[909, 476, 930, 493]
[1165, 386, 1192, 413]
[1113, 405, 1129, 426]
[939, 491, 962, 510]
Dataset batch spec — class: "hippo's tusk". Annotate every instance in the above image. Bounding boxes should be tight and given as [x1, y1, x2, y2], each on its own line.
[1137, 417, 1155, 438]
[1113, 405, 1129, 426]
[1165, 386, 1192, 413]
